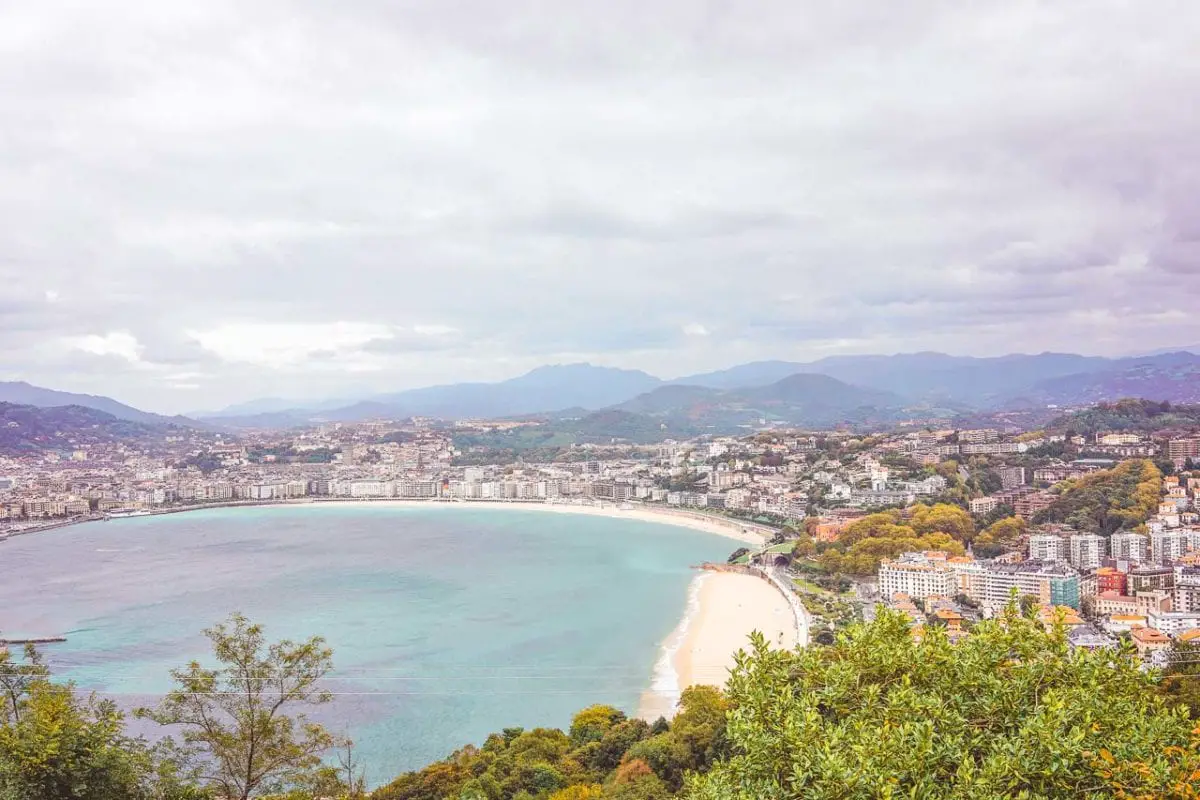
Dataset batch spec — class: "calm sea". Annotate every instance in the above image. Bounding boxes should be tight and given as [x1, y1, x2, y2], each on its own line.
[0, 504, 732, 784]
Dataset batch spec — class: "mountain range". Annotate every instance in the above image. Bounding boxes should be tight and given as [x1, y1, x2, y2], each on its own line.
[3, 349, 1200, 436]
[0, 382, 198, 426]
[192, 350, 1200, 429]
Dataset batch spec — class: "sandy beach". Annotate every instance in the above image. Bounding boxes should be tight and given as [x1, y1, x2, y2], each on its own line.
[303, 499, 771, 545]
[638, 571, 799, 720]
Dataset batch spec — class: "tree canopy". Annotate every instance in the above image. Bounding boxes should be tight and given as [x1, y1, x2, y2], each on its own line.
[686, 606, 1200, 799]
[136, 613, 342, 800]
[816, 504, 972, 574]
[1034, 459, 1162, 534]
[373, 689, 730, 800]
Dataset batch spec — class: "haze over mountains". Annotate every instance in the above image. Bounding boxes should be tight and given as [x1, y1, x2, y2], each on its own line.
[4, 349, 1198, 435]
[0, 382, 197, 427]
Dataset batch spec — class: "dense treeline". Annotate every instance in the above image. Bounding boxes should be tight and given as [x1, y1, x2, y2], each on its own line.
[374, 686, 727, 800]
[688, 607, 1200, 799]
[6, 608, 1200, 798]
[1051, 398, 1200, 435]
[812, 503, 976, 575]
[1034, 459, 1162, 534]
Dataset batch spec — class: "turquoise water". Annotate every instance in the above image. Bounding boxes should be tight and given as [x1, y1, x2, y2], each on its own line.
[0, 504, 732, 784]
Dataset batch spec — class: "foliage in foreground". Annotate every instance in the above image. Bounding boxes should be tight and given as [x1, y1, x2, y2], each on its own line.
[687, 607, 1200, 800]
[7, 606, 1200, 799]
[372, 686, 728, 800]
[136, 613, 343, 800]
[0, 614, 348, 800]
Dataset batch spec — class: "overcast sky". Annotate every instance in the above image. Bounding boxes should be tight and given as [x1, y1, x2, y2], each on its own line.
[3, 1, 1198, 413]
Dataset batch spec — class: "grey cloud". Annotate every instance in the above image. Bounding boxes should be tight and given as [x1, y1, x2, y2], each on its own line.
[1, 1, 1199, 411]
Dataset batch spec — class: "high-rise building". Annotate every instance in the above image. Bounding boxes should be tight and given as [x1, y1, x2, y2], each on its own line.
[1151, 530, 1187, 564]
[1111, 532, 1149, 564]
[1069, 533, 1105, 571]
[1028, 534, 1064, 563]
[1168, 438, 1200, 466]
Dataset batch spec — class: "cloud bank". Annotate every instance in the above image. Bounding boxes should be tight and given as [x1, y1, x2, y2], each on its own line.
[1, 1, 1198, 411]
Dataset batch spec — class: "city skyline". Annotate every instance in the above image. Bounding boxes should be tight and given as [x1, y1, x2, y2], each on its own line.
[3, 2, 1199, 411]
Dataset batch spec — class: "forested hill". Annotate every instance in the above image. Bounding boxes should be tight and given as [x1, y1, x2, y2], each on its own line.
[0, 401, 169, 454]
[1049, 398, 1200, 435]
[1032, 458, 1162, 534]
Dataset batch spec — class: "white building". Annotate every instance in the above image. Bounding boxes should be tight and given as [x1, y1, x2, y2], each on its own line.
[1028, 534, 1065, 563]
[1146, 610, 1200, 637]
[1151, 530, 1187, 565]
[1068, 534, 1106, 571]
[348, 480, 393, 498]
[969, 497, 1000, 515]
[878, 555, 957, 602]
[1111, 532, 1149, 564]
[978, 562, 1081, 610]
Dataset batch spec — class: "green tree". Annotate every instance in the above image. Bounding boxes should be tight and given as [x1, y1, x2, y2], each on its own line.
[0, 643, 48, 723]
[549, 785, 603, 800]
[983, 514, 1027, 543]
[136, 613, 342, 800]
[909, 502, 975, 541]
[570, 705, 627, 746]
[603, 759, 670, 800]
[1160, 640, 1200, 720]
[0, 680, 161, 800]
[686, 607, 1200, 799]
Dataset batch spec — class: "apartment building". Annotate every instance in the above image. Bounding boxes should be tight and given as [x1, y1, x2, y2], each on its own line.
[1151, 530, 1187, 565]
[1028, 534, 1064, 563]
[1128, 566, 1175, 594]
[996, 466, 1027, 490]
[878, 556, 957, 602]
[1110, 532, 1149, 564]
[1168, 438, 1200, 466]
[1068, 533, 1106, 571]
[979, 561, 1081, 610]
[1012, 491, 1056, 518]
[969, 496, 1000, 515]
[1095, 566, 1128, 595]
[1093, 590, 1172, 616]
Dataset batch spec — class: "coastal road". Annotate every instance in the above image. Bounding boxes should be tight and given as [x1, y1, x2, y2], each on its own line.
[766, 567, 810, 648]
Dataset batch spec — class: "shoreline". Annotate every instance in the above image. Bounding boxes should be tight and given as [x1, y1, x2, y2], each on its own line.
[6, 497, 773, 546]
[5, 496, 792, 722]
[638, 569, 800, 721]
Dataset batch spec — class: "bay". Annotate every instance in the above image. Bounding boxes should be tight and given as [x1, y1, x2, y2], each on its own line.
[0, 504, 733, 785]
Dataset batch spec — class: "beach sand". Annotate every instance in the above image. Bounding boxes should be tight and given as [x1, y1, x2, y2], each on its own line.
[638, 571, 798, 720]
[312, 499, 769, 544]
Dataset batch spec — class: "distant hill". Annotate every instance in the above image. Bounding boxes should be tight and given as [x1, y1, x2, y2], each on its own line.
[368, 363, 661, 418]
[0, 381, 197, 426]
[672, 361, 809, 390]
[0, 402, 169, 455]
[614, 384, 725, 414]
[1009, 353, 1200, 408]
[615, 372, 905, 430]
[206, 364, 663, 426]
[799, 352, 1114, 405]
[195, 396, 358, 418]
[1048, 398, 1200, 435]
[200, 349, 1200, 429]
